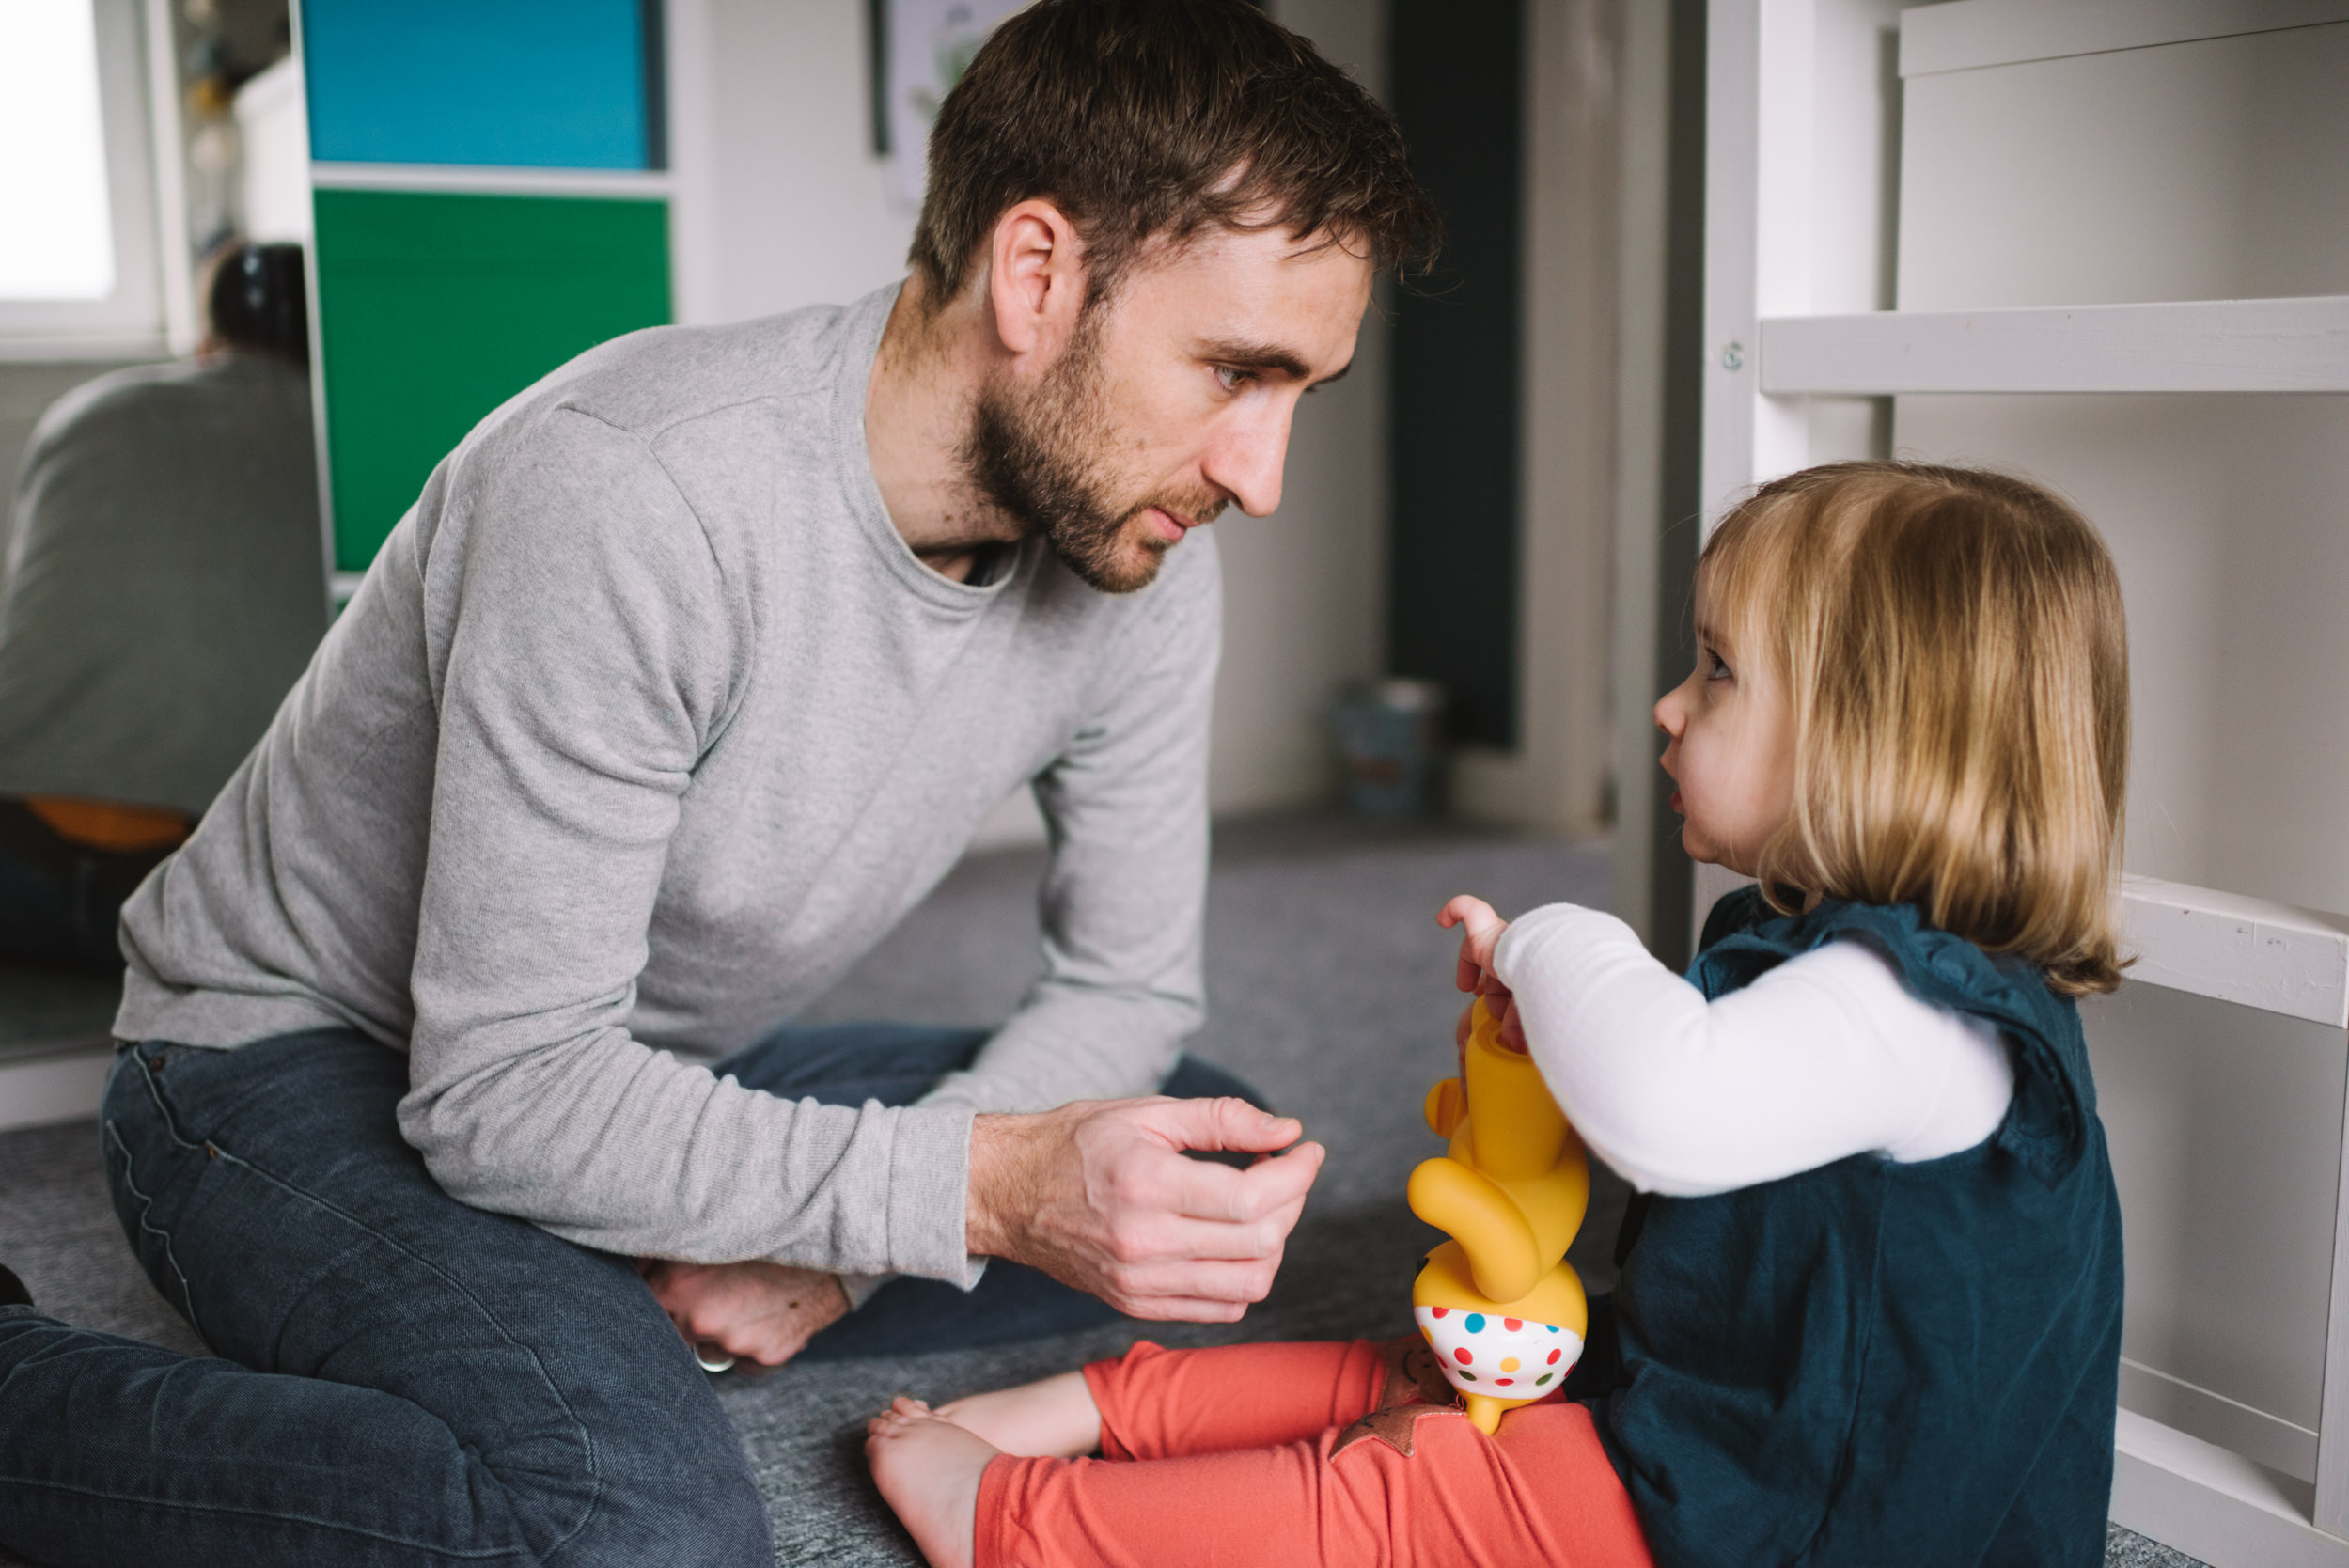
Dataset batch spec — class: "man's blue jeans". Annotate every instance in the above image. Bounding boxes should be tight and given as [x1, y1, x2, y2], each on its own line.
[0, 1023, 1259, 1566]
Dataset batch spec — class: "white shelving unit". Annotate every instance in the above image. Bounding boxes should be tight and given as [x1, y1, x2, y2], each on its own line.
[1700, 0, 2349, 1560]
[1762, 297, 2349, 396]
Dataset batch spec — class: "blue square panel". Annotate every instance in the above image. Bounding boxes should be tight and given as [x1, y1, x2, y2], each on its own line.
[302, 0, 658, 170]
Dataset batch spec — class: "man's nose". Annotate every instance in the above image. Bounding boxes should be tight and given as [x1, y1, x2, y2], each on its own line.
[1203, 400, 1293, 519]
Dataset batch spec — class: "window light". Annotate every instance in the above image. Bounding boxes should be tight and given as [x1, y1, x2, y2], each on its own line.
[0, 0, 117, 301]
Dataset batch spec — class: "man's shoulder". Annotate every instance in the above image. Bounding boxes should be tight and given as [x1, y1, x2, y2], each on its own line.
[510, 290, 890, 444]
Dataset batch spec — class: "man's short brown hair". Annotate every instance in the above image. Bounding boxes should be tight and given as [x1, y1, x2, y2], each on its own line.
[911, 0, 1440, 306]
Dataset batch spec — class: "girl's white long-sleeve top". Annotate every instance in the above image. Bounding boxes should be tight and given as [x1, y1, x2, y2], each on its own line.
[1492, 902, 2017, 1198]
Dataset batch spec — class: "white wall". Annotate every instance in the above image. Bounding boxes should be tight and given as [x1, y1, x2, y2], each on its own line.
[670, 0, 1395, 836]
[1214, 0, 1392, 815]
[668, 0, 916, 326]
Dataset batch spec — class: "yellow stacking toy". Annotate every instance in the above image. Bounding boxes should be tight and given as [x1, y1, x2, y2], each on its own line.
[1408, 996, 1590, 1435]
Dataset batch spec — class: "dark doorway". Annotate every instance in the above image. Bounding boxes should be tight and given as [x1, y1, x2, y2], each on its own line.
[1385, 0, 1526, 749]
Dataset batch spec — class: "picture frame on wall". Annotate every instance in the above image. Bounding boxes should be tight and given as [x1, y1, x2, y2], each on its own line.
[868, 0, 1029, 205]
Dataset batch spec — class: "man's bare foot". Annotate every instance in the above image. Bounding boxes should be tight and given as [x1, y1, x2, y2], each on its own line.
[936, 1370, 1103, 1457]
[867, 1396, 995, 1568]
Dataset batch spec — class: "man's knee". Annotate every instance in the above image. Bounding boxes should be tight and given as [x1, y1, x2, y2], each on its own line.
[547, 1378, 771, 1567]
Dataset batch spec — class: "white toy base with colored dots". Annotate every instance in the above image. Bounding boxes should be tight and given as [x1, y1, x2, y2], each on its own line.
[1415, 1304, 1584, 1399]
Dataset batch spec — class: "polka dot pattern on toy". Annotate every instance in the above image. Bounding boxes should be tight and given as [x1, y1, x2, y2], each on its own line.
[1413, 1304, 1583, 1403]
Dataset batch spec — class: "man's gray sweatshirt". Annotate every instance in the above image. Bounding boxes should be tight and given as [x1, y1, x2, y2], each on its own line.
[116, 284, 1219, 1287]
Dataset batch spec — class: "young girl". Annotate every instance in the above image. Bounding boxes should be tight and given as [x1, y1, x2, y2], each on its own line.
[865, 461, 2129, 1568]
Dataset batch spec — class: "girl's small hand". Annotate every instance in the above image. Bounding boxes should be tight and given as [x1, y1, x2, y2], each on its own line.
[1437, 894, 1510, 993]
[1438, 895, 1529, 1055]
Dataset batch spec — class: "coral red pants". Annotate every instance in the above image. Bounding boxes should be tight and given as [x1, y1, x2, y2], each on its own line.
[976, 1339, 1654, 1568]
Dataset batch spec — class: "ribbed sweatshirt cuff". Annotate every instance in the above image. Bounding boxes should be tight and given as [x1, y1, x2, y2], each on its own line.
[884, 1104, 986, 1286]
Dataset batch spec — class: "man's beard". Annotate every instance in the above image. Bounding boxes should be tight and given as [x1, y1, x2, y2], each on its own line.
[961, 315, 1224, 594]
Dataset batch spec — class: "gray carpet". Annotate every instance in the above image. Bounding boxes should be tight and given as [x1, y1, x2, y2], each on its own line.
[0, 818, 2200, 1565]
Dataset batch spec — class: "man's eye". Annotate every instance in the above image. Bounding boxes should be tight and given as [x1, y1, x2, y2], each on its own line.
[1214, 366, 1255, 393]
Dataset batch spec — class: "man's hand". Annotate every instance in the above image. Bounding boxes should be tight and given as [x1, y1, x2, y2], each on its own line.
[639, 1259, 851, 1368]
[966, 1097, 1325, 1322]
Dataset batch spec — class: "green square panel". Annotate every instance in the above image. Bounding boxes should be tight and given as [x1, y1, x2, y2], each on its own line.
[313, 188, 671, 570]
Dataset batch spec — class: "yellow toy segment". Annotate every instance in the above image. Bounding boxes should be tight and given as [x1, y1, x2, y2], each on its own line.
[1450, 1001, 1573, 1178]
[1408, 1158, 1543, 1302]
[1411, 1241, 1588, 1334]
[1464, 1394, 1511, 1435]
[1424, 1077, 1465, 1139]
[1409, 996, 1593, 1435]
[1408, 999, 1589, 1293]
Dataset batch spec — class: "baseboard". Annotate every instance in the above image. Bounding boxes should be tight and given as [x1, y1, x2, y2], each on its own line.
[2111, 1409, 2349, 1567]
[0, 1043, 112, 1132]
[2122, 1356, 2320, 1482]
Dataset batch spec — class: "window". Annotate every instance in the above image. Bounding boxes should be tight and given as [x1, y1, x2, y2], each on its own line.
[0, 0, 115, 299]
[0, 0, 171, 356]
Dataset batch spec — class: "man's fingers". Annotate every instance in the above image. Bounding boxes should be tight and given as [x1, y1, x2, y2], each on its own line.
[1157, 1138, 1323, 1223]
[1104, 1250, 1296, 1316]
[1146, 1094, 1305, 1157]
[1163, 1137, 1319, 1213]
[1120, 1194, 1311, 1265]
[1111, 1295, 1253, 1325]
[650, 1260, 843, 1372]
[744, 1333, 808, 1368]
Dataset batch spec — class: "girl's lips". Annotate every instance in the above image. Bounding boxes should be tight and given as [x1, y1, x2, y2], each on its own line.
[1668, 790, 1684, 813]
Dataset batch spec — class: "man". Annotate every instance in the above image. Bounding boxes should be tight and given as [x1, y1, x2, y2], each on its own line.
[0, 1, 1437, 1561]
[0, 243, 322, 969]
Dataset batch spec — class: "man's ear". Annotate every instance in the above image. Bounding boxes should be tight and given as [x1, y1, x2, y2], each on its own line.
[986, 198, 1086, 361]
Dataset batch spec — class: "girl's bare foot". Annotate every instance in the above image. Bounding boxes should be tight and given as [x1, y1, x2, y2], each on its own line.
[937, 1369, 1103, 1457]
[867, 1396, 995, 1568]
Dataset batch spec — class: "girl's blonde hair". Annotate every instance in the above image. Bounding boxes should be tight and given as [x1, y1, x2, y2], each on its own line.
[1702, 461, 2130, 995]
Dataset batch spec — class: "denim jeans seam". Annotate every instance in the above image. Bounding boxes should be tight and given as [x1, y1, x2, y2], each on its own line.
[102, 1118, 203, 1341]
[0, 1473, 525, 1560]
[192, 1141, 609, 1560]
[131, 1045, 208, 1152]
